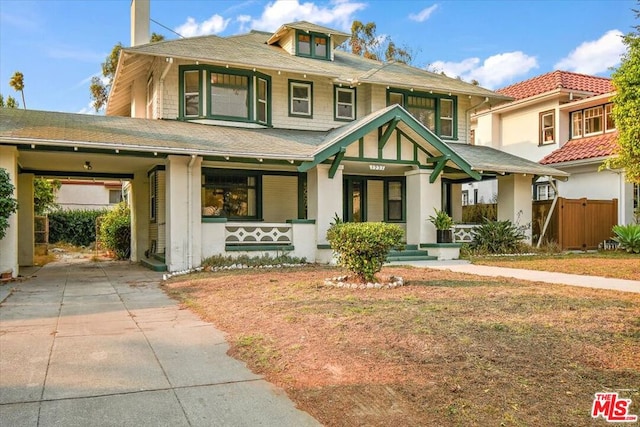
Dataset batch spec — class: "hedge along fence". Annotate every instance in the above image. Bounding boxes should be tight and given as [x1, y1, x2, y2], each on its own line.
[48, 209, 107, 247]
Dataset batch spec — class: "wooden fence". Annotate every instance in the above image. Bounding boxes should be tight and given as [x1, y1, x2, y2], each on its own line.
[533, 197, 618, 250]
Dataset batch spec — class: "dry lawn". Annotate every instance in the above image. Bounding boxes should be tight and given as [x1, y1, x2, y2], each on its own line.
[165, 265, 640, 426]
[471, 252, 640, 281]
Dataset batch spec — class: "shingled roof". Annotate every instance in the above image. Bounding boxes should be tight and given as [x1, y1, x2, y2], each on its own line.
[497, 70, 613, 101]
[540, 131, 618, 165]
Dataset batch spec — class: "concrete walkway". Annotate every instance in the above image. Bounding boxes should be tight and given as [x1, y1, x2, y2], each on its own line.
[388, 259, 640, 293]
[0, 260, 319, 427]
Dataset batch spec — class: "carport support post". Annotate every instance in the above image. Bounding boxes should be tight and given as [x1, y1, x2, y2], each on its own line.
[0, 146, 18, 277]
[165, 155, 201, 272]
[497, 174, 533, 243]
[130, 171, 149, 262]
[18, 173, 35, 266]
[307, 164, 343, 249]
[406, 169, 440, 245]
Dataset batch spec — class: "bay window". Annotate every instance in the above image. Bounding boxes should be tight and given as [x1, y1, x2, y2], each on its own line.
[179, 65, 270, 125]
[387, 89, 457, 139]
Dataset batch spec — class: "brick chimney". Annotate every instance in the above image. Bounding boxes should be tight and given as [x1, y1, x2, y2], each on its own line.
[131, 0, 150, 46]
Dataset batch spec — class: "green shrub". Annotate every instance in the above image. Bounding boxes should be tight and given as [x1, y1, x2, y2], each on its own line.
[201, 253, 307, 268]
[99, 203, 131, 260]
[327, 222, 403, 282]
[49, 209, 107, 246]
[0, 168, 18, 240]
[612, 224, 640, 254]
[471, 219, 526, 254]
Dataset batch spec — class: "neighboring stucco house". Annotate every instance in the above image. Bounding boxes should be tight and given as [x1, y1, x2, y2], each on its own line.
[0, 0, 568, 276]
[469, 70, 637, 226]
[56, 179, 125, 210]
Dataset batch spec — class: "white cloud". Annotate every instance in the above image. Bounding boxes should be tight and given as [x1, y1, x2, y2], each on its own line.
[409, 5, 438, 22]
[249, 0, 367, 32]
[430, 51, 538, 89]
[175, 14, 231, 37]
[554, 30, 625, 74]
[236, 14, 252, 33]
[77, 100, 100, 115]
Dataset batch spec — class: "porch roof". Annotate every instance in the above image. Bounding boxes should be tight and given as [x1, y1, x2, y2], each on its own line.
[0, 107, 569, 180]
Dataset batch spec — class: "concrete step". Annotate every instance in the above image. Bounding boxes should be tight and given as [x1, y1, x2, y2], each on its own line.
[141, 257, 167, 272]
[386, 254, 437, 262]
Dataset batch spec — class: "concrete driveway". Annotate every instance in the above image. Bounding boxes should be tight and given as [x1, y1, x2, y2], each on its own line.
[0, 259, 319, 427]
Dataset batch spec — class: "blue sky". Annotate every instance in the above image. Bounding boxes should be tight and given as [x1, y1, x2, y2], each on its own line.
[0, 0, 636, 114]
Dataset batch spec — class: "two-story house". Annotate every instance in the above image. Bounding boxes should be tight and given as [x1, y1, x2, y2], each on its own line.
[0, 0, 568, 276]
[469, 70, 637, 248]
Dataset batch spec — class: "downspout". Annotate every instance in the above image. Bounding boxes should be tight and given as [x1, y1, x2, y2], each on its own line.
[187, 154, 197, 269]
[158, 57, 173, 119]
[536, 177, 559, 248]
[465, 96, 489, 145]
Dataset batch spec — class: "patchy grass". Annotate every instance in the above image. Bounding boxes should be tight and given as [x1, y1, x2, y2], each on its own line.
[164, 265, 640, 427]
[471, 251, 640, 281]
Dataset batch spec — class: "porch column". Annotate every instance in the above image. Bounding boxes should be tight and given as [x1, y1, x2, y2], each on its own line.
[450, 183, 463, 223]
[308, 164, 343, 246]
[0, 146, 18, 277]
[165, 155, 202, 272]
[497, 174, 532, 242]
[130, 171, 149, 262]
[406, 169, 441, 245]
[18, 173, 34, 266]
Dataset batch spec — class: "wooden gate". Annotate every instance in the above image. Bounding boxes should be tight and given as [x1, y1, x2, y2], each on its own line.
[533, 197, 618, 250]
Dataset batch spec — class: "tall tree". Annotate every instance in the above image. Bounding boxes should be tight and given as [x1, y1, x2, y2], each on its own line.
[0, 94, 18, 108]
[0, 168, 18, 241]
[608, 3, 640, 182]
[90, 33, 165, 112]
[9, 71, 26, 110]
[348, 21, 413, 64]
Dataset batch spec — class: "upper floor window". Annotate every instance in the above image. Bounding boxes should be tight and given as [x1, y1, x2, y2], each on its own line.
[183, 70, 200, 117]
[289, 80, 313, 117]
[334, 86, 356, 121]
[387, 89, 457, 139]
[570, 103, 615, 139]
[179, 65, 271, 125]
[296, 31, 329, 59]
[540, 110, 555, 145]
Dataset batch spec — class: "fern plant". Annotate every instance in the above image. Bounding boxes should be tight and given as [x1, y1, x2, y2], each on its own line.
[612, 224, 640, 254]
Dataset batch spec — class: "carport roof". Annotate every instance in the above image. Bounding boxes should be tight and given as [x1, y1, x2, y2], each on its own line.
[0, 108, 568, 179]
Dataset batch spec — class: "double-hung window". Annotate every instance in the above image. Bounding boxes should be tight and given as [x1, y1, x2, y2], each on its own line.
[257, 78, 268, 124]
[334, 86, 355, 121]
[440, 99, 454, 138]
[571, 111, 583, 138]
[570, 103, 614, 138]
[386, 180, 404, 221]
[605, 104, 615, 131]
[540, 110, 555, 144]
[290, 81, 312, 117]
[183, 70, 200, 117]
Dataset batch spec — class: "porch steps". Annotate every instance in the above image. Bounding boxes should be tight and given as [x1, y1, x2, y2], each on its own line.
[386, 246, 437, 262]
[141, 257, 167, 272]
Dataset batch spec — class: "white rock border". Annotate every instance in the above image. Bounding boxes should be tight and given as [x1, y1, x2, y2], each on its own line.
[162, 263, 307, 281]
[324, 275, 405, 289]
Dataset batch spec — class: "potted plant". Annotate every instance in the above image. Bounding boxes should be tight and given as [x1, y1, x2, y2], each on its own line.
[429, 208, 455, 243]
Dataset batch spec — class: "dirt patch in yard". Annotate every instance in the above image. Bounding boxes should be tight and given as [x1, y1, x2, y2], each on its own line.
[165, 266, 640, 426]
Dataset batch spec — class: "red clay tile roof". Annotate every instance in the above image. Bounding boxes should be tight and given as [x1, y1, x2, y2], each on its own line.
[540, 131, 618, 165]
[497, 70, 613, 101]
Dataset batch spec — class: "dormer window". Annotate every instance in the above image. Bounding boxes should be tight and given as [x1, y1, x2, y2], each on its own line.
[570, 102, 615, 138]
[296, 31, 329, 60]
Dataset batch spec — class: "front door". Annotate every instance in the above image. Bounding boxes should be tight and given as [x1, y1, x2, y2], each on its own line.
[344, 178, 366, 222]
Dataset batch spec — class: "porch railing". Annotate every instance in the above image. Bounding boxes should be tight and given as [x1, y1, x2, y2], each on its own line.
[452, 224, 479, 243]
[225, 222, 292, 246]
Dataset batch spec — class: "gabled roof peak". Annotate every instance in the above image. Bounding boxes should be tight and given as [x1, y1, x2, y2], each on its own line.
[497, 70, 613, 101]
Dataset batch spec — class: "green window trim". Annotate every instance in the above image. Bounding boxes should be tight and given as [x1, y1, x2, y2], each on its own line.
[288, 79, 313, 118]
[295, 30, 330, 60]
[386, 88, 458, 140]
[334, 85, 356, 121]
[201, 168, 262, 221]
[178, 65, 271, 126]
[342, 175, 407, 223]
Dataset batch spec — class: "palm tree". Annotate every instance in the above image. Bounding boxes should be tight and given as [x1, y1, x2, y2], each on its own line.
[9, 71, 26, 109]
